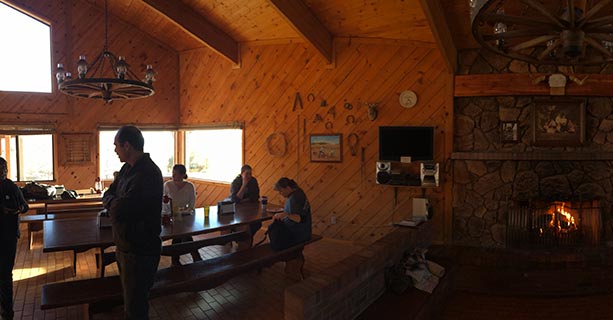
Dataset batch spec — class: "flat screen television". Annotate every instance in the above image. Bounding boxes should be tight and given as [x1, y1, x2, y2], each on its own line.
[379, 126, 434, 162]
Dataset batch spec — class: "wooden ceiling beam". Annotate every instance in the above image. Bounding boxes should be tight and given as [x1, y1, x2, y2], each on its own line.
[419, 0, 457, 74]
[268, 0, 333, 64]
[141, 0, 240, 66]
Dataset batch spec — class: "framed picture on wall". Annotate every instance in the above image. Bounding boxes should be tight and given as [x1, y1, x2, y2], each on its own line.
[310, 134, 342, 162]
[501, 121, 519, 143]
[532, 98, 585, 147]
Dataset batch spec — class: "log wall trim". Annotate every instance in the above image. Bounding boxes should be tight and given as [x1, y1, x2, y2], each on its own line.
[454, 74, 613, 97]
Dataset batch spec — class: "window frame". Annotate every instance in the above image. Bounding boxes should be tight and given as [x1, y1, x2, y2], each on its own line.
[97, 125, 178, 181]
[97, 122, 245, 185]
[181, 122, 244, 184]
[0, 124, 57, 182]
[0, 1, 53, 93]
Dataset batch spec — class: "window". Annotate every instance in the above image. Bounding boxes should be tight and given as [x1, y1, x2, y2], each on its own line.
[0, 2, 52, 93]
[0, 134, 54, 181]
[99, 129, 175, 180]
[184, 127, 243, 183]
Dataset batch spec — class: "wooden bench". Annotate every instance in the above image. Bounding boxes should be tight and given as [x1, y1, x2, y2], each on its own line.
[95, 230, 250, 278]
[41, 234, 323, 318]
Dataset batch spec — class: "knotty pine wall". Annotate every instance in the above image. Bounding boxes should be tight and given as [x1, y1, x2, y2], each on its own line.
[180, 40, 454, 245]
[0, 0, 178, 188]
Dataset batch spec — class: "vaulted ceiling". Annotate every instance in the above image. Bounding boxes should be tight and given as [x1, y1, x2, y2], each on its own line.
[81, 0, 456, 65]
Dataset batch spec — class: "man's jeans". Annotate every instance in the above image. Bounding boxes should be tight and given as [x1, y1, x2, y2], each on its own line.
[0, 236, 17, 320]
[116, 250, 160, 320]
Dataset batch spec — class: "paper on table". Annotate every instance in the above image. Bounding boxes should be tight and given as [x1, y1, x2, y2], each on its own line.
[395, 217, 425, 227]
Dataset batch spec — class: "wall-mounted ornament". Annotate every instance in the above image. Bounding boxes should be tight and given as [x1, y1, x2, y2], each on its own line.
[345, 115, 355, 125]
[347, 133, 359, 156]
[367, 103, 378, 121]
[399, 90, 418, 108]
[307, 93, 315, 102]
[266, 132, 288, 157]
[344, 102, 353, 110]
[327, 105, 336, 118]
[320, 99, 327, 107]
[313, 114, 323, 123]
[292, 92, 304, 111]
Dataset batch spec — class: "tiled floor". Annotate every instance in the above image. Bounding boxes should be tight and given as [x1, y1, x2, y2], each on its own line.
[11, 223, 363, 320]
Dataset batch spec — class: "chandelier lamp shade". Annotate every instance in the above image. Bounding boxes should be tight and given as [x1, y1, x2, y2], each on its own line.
[55, 0, 155, 103]
[470, 0, 613, 66]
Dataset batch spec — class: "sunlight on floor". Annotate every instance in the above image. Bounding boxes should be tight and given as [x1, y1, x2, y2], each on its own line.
[13, 267, 47, 281]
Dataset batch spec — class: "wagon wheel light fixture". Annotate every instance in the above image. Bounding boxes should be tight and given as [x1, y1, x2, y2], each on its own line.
[55, 0, 156, 103]
[471, 0, 613, 66]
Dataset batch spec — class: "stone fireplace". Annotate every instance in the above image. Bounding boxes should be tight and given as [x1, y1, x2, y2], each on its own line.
[452, 96, 613, 248]
[451, 49, 613, 248]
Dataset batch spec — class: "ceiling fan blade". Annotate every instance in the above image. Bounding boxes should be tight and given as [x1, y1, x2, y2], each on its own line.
[482, 14, 561, 29]
[483, 28, 557, 40]
[584, 36, 613, 58]
[511, 35, 558, 51]
[587, 33, 613, 42]
[537, 39, 561, 60]
[520, 0, 565, 28]
[583, 15, 613, 31]
[578, 0, 612, 27]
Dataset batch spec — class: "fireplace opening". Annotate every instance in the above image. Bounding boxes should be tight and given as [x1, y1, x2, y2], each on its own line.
[507, 200, 601, 248]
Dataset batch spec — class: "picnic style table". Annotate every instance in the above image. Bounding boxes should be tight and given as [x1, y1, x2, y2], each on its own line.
[43, 202, 275, 277]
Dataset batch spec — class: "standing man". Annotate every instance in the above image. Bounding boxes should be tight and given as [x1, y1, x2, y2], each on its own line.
[103, 126, 163, 319]
[0, 157, 28, 320]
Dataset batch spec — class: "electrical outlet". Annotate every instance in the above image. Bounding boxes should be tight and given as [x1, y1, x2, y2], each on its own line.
[330, 215, 337, 225]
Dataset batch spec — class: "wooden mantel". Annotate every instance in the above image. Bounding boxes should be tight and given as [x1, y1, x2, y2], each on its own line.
[454, 74, 613, 97]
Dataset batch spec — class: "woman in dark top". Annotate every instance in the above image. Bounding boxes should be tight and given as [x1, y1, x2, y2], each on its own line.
[0, 157, 29, 320]
[270, 177, 311, 249]
[229, 164, 261, 236]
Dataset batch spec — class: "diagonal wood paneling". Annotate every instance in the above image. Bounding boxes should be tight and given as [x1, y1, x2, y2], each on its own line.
[180, 40, 452, 245]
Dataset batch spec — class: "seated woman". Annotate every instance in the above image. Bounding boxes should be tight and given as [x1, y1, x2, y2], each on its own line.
[268, 177, 312, 250]
[164, 164, 200, 266]
[229, 164, 262, 238]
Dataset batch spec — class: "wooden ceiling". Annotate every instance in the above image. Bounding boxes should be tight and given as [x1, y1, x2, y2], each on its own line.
[81, 0, 444, 64]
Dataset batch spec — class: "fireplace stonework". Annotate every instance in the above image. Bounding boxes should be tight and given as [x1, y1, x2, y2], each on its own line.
[453, 49, 613, 248]
[453, 96, 613, 247]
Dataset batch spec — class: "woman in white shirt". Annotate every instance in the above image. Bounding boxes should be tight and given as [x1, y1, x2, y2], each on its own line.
[164, 164, 200, 265]
[164, 164, 196, 214]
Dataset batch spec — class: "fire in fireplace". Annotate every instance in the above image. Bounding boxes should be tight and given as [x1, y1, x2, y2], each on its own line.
[507, 200, 601, 248]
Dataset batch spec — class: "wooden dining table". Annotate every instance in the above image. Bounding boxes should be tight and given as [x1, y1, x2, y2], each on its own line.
[43, 202, 277, 277]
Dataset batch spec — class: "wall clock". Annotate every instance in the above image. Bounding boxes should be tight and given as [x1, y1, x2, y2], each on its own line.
[399, 90, 418, 108]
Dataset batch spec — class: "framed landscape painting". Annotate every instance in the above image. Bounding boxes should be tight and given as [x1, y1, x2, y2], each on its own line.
[532, 98, 585, 147]
[310, 134, 342, 162]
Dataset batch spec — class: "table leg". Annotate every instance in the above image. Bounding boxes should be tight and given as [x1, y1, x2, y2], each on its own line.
[235, 225, 253, 250]
[97, 248, 105, 278]
[72, 251, 77, 276]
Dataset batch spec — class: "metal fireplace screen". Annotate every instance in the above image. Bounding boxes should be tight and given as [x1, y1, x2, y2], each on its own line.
[507, 200, 601, 248]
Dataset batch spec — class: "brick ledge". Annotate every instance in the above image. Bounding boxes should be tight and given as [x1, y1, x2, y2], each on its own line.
[284, 222, 433, 320]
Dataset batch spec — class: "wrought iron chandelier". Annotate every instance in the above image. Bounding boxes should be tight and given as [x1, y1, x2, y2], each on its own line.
[55, 0, 155, 103]
[471, 0, 613, 66]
